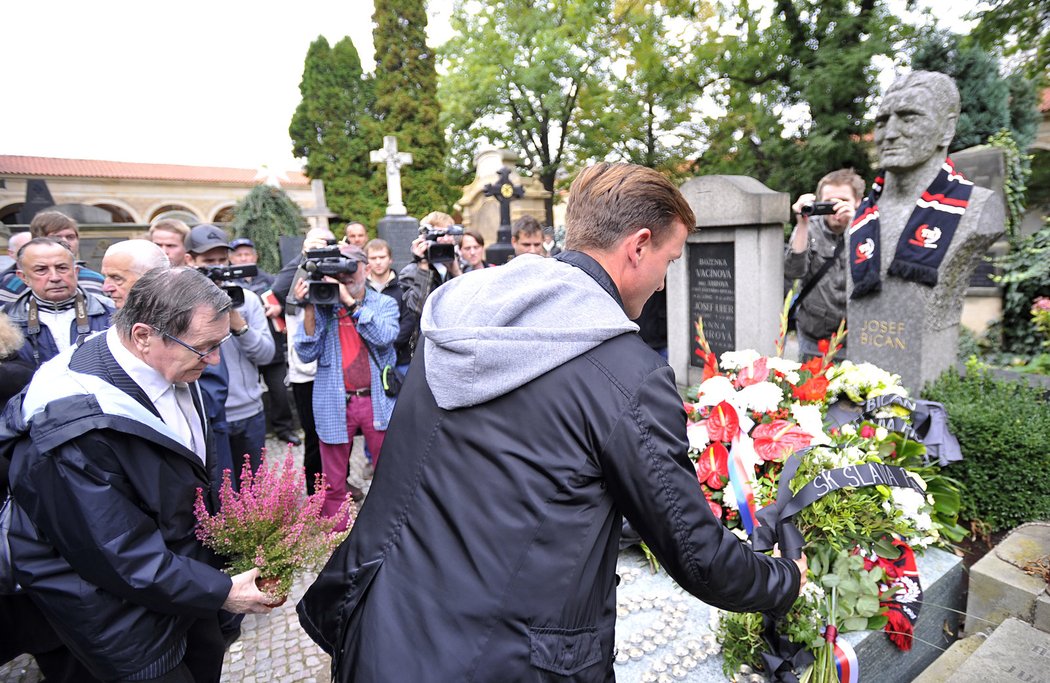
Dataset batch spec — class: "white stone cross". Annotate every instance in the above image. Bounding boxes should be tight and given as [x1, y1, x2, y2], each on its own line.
[369, 135, 413, 216]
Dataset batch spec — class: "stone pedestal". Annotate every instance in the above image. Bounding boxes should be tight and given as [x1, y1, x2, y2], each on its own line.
[667, 175, 788, 388]
[946, 618, 1050, 682]
[377, 214, 419, 274]
[967, 523, 1050, 633]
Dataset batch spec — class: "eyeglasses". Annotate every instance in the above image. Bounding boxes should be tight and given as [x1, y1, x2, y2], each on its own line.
[157, 329, 231, 361]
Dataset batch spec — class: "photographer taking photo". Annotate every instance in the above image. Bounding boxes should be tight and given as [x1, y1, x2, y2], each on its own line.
[785, 169, 864, 361]
[293, 243, 398, 529]
[397, 211, 461, 361]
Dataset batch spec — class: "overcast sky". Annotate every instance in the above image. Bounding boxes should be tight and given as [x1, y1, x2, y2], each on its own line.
[2, 0, 976, 175]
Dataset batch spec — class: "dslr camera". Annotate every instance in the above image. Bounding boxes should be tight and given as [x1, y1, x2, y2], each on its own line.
[800, 201, 837, 217]
[197, 264, 257, 307]
[420, 223, 464, 264]
[302, 245, 358, 306]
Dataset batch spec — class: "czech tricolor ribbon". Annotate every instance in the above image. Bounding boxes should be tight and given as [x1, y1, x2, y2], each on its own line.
[728, 436, 759, 534]
[823, 625, 859, 683]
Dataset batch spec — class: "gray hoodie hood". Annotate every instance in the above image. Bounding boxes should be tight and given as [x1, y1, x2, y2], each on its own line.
[421, 253, 638, 410]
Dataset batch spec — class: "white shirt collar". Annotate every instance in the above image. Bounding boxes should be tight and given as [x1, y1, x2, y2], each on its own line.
[105, 326, 172, 404]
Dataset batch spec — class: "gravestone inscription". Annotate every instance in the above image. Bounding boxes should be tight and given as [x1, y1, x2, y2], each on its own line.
[688, 242, 736, 361]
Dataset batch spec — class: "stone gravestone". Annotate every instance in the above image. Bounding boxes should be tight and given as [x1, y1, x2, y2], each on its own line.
[481, 166, 523, 266]
[847, 72, 1005, 393]
[457, 147, 549, 244]
[667, 175, 788, 387]
[371, 135, 419, 272]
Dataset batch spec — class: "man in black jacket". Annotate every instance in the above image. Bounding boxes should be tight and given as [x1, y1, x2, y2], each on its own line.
[2, 268, 274, 681]
[298, 163, 806, 681]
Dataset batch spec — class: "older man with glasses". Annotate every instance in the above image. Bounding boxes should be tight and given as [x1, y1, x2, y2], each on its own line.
[2, 267, 275, 682]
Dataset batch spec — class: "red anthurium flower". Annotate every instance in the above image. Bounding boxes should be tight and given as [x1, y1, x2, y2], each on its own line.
[736, 357, 769, 387]
[708, 500, 723, 519]
[706, 401, 740, 442]
[792, 375, 829, 402]
[752, 420, 813, 461]
[696, 441, 729, 489]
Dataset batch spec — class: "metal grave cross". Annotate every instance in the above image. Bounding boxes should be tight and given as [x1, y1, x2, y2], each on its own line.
[482, 166, 524, 228]
[369, 135, 413, 216]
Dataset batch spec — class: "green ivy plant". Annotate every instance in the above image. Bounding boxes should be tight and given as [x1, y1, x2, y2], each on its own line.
[987, 129, 1033, 240]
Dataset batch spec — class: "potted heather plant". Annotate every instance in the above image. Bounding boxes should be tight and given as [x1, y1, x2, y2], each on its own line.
[194, 448, 353, 606]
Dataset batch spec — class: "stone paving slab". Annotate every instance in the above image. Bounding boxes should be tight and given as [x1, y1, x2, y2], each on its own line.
[947, 617, 1050, 683]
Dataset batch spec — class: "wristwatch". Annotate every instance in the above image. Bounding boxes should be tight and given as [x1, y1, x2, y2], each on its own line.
[232, 324, 250, 337]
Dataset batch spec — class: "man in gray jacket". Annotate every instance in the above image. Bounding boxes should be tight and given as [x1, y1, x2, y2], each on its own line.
[784, 169, 864, 360]
[185, 225, 274, 481]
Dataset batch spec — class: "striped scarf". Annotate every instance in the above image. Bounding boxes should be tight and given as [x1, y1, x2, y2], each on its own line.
[849, 159, 973, 299]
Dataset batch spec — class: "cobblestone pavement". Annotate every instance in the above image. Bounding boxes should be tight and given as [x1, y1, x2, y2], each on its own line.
[0, 434, 373, 683]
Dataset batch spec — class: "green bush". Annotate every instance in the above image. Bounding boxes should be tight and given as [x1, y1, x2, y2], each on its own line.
[923, 365, 1050, 532]
[994, 220, 1050, 357]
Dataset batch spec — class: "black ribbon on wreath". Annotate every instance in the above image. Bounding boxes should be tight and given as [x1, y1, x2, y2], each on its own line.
[750, 447, 929, 681]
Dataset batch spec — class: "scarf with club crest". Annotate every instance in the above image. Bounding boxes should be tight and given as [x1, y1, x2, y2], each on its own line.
[849, 159, 973, 299]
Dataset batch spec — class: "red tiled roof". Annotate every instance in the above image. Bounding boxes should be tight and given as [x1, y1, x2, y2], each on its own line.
[0, 155, 310, 187]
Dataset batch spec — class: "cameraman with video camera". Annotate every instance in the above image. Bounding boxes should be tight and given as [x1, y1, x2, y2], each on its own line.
[785, 169, 864, 361]
[397, 211, 462, 362]
[185, 225, 274, 484]
[293, 243, 398, 529]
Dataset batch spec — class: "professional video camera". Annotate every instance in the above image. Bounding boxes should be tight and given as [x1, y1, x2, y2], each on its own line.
[420, 223, 465, 264]
[197, 264, 257, 307]
[302, 245, 358, 306]
[800, 201, 837, 217]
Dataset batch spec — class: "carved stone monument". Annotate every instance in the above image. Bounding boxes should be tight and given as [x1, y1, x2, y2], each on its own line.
[846, 72, 1005, 392]
[667, 175, 788, 387]
[371, 135, 419, 272]
[457, 147, 549, 244]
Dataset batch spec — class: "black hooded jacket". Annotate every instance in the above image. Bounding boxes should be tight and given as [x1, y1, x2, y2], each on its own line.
[297, 252, 800, 682]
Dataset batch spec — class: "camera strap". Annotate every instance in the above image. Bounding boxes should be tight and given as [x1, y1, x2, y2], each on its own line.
[789, 236, 844, 319]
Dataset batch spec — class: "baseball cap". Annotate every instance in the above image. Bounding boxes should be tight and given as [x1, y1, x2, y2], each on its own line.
[338, 243, 367, 263]
[186, 224, 230, 254]
[229, 237, 255, 250]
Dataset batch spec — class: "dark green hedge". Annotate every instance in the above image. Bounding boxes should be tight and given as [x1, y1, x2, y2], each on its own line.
[923, 367, 1050, 531]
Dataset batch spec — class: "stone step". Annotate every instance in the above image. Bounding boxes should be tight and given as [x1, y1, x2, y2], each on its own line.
[966, 523, 1050, 634]
[612, 545, 964, 682]
[913, 634, 985, 683]
[946, 617, 1050, 683]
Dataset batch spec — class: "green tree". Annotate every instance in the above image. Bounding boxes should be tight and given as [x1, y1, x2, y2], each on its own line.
[440, 0, 620, 224]
[371, 0, 456, 220]
[968, 0, 1050, 82]
[694, 0, 903, 200]
[229, 185, 307, 274]
[289, 36, 382, 225]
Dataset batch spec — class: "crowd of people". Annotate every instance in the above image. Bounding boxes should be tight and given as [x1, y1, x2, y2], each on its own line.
[0, 163, 805, 681]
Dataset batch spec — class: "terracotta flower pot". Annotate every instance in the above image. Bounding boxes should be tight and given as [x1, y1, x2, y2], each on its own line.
[255, 576, 288, 608]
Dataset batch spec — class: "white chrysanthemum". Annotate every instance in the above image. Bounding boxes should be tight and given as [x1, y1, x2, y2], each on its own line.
[736, 381, 783, 413]
[695, 375, 736, 407]
[720, 349, 761, 371]
[784, 371, 801, 385]
[875, 426, 889, 441]
[687, 422, 710, 451]
[722, 481, 738, 510]
[791, 403, 830, 445]
[890, 487, 926, 519]
[840, 423, 857, 436]
[766, 357, 802, 374]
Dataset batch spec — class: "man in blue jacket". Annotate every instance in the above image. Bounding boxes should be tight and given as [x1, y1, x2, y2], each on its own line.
[2, 267, 274, 681]
[299, 163, 806, 681]
[293, 244, 398, 530]
[3, 237, 112, 369]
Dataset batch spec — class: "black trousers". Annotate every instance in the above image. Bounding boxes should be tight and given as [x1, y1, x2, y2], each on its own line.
[291, 380, 322, 496]
[260, 362, 295, 435]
